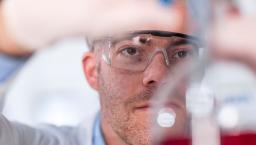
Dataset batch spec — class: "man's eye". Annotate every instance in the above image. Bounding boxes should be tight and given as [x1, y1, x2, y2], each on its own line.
[173, 49, 193, 59]
[176, 51, 188, 58]
[121, 47, 139, 56]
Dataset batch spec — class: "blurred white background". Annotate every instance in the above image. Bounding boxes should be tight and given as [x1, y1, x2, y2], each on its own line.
[3, 38, 99, 126]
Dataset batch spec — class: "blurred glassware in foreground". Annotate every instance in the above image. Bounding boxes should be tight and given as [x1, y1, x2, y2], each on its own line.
[153, 0, 256, 145]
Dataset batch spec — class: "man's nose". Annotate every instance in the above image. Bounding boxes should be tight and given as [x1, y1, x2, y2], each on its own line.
[142, 52, 169, 87]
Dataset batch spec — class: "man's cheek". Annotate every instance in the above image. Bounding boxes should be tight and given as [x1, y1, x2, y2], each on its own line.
[112, 73, 142, 90]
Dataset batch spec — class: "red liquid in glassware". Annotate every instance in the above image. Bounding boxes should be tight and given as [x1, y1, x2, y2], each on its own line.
[160, 132, 256, 145]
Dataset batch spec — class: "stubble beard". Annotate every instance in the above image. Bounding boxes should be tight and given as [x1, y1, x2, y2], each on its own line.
[98, 72, 154, 145]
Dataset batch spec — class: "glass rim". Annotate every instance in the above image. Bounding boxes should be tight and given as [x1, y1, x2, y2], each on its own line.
[89, 30, 200, 48]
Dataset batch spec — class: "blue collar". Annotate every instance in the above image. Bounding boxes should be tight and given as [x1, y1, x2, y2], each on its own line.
[92, 114, 106, 145]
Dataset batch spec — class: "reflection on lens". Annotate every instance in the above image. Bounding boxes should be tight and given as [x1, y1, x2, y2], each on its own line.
[218, 105, 239, 129]
[157, 108, 176, 128]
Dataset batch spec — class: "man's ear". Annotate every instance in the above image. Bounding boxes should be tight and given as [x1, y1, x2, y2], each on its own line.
[82, 52, 99, 90]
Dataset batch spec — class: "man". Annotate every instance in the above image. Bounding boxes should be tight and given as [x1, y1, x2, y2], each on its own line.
[0, 0, 196, 145]
[0, 0, 197, 144]
[2, 1, 256, 145]
[81, 2, 200, 142]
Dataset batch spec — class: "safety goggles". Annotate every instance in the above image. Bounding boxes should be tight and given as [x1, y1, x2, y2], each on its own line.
[99, 30, 201, 72]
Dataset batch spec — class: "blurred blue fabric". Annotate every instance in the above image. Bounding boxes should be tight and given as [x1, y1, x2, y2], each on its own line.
[0, 54, 28, 83]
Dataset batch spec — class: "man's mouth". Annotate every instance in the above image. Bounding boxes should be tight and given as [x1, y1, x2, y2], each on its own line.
[134, 101, 183, 112]
[135, 104, 151, 111]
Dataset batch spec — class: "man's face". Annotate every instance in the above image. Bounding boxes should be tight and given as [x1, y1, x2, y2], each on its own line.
[84, 3, 193, 145]
[93, 31, 197, 145]
[98, 52, 188, 145]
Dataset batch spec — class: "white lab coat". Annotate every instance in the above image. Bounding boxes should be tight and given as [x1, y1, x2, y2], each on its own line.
[0, 112, 97, 145]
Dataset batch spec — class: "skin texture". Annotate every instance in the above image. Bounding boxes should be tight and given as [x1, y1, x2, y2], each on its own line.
[83, 3, 189, 145]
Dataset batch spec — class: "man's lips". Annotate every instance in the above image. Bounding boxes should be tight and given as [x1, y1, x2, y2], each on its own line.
[135, 104, 151, 110]
[134, 101, 184, 111]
